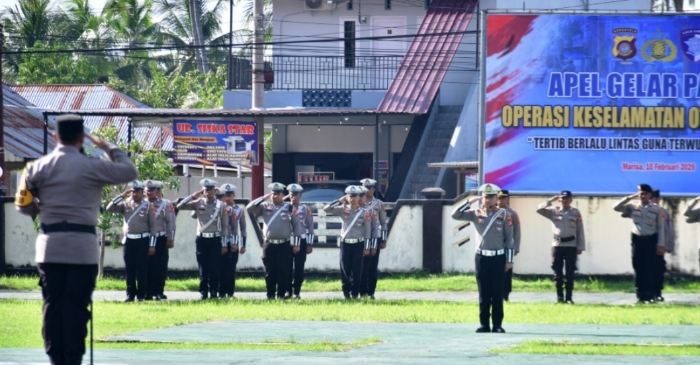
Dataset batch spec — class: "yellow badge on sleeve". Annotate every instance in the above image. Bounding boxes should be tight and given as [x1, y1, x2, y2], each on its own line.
[15, 168, 34, 207]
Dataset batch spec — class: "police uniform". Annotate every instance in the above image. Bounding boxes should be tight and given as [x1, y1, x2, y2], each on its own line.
[247, 182, 302, 299]
[360, 178, 387, 298]
[359, 185, 380, 298]
[497, 190, 521, 301]
[452, 183, 514, 333]
[323, 185, 373, 299]
[218, 183, 241, 298]
[613, 183, 666, 303]
[154, 180, 176, 300]
[177, 179, 230, 300]
[16, 114, 138, 365]
[652, 189, 674, 302]
[144, 180, 175, 300]
[107, 180, 158, 301]
[536, 190, 585, 303]
[286, 183, 315, 299]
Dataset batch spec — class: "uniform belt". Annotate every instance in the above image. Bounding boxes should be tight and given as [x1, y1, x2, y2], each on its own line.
[342, 238, 365, 244]
[40, 222, 96, 235]
[476, 248, 505, 256]
[555, 235, 576, 243]
[267, 239, 288, 244]
[156, 231, 167, 237]
[199, 232, 221, 238]
[126, 233, 149, 239]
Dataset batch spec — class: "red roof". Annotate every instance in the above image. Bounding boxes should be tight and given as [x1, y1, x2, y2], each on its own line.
[2, 84, 56, 158]
[377, 0, 479, 114]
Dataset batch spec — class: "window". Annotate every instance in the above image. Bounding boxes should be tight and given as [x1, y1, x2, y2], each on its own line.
[344, 21, 356, 68]
[385, 0, 391, 10]
[347, 0, 353, 10]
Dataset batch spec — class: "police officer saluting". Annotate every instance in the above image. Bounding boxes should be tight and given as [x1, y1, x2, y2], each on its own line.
[324, 186, 374, 299]
[144, 180, 175, 300]
[153, 181, 176, 299]
[497, 190, 520, 302]
[16, 114, 137, 365]
[285, 184, 315, 299]
[536, 190, 585, 304]
[613, 183, 666, 304]
[452, 183, 513, 333]
[360, 178, 387, 299]
[177, 179, 230, 300]
[218, 183, 241, 298]
[247, 182, 302, 300]
[359, 185, 379, 298]
[651, 189, 674, 302]
[107, 180, 157, 302]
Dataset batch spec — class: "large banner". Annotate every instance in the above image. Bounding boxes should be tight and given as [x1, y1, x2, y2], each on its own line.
[173, 120, 259, 166]
[484, 14, 700, 195]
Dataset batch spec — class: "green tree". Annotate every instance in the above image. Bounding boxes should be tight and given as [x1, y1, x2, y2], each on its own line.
[92, 125, 180, 278]
[16, 42, 102, 84]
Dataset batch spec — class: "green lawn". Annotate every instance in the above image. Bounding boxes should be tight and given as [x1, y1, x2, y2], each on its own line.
[2, 299, 700, 349]
[494, 340, 700, 356]
[2, 272, 699, 293]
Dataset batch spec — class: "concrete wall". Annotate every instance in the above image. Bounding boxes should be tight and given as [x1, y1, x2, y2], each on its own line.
[442, 196, 700, 275]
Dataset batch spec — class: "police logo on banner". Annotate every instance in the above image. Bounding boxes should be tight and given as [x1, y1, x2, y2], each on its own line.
[612, 28, 638, 63]
[642, 30, 677, 62]
[681, 29, 700, 62]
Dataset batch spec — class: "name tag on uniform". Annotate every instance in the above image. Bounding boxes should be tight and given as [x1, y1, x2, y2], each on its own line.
[555, 216, 563, 221]
[633, 211, 642, 216]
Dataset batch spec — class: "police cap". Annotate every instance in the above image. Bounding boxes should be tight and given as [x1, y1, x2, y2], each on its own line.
[478, 183, 501, 196]
[560, 190, 573, 199]
[130, 180, 144, 190]
[219, 183, 237, 194]
[497, 189, 509, 197]
[638, 183, 653, 193]
[345, 185, 361, 196]
[144, 179, 159, 191]
[200, 179, 218, 189]
[287, 183, 303, 194]
[360, 178, 377, 188]
[651, 189, 660, 199]
[268, 182, 286, 192]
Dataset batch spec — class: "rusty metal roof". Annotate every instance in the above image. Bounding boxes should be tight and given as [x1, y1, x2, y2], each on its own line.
[377, 0, 479, 114]
[11, 84, 171, 151]
[2, 84, 55, 159]
[42, 107, 410, 118]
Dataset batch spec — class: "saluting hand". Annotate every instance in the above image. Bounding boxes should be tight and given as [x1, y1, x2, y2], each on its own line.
[628, 192, 640, 200]
[192, 189, 205, 199]
[85, 133, 110, 151]
[121, 189, 133, 198]
[694, 196, 700, 202]
[549, 195, 561, 202]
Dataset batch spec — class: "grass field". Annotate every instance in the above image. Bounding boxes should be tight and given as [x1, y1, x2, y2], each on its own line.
[493, 340, 700, 356]
[2, 272, 699, 293]
[2, 299, 700, 349]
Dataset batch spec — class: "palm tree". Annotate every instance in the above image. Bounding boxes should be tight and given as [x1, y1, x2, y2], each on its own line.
[1, 0, 60, 76]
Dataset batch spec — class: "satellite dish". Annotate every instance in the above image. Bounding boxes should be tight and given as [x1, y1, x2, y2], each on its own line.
[305, 0, 323, 9]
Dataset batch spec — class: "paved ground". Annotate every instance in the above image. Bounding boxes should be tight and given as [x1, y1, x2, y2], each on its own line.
[2, 290, 700, 305]
[0, 321, 699, 364]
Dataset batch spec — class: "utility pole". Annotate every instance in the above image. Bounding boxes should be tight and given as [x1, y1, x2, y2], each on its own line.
[190, 0, 209, 73]
[0, 23, 6, 196]
[251, 0, 265, 199]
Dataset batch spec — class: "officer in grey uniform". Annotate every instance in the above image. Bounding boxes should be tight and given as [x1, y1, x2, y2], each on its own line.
[650, 189, 674, 302]
[684, 194, 700, 269]
[614, 183, 666, 304]
[361, 178, 387, 299]
[16, 114, 137, 365]
[107, 180, 157, 302]
[324, 185, 373, 299]
[452, 183, 513, 333]
[144, 180, 175, 300]
[359, 185, 380, 298]
[497, 190, 521, 302]
[218, 183, 241, 298]
[153, 181, 176, 299]
[286, 183, 315, 299]
[230, 184, 248, 295]
[536, 190, 585, 304]
[247, 182, 302, 299]
[177, 179, 230, 300]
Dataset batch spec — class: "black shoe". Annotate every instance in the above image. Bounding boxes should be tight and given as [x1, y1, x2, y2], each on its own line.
[565, 300, 575, 304]
[492, 327, 506, 333]
[557, 297, 565, 303]
[201, 294, 208, 300]
[159, 293, 168, 300]
[144, 296, 154, 301]
[475, 326, 491, 333]
[136, 297, 144, 302]
[656, 296, 665, 302]
[124, 296, 135, 303]
[504, 296, 509, 302]
[293, 294, 301, 300]
[636, 300, 651, 305]
[369, 295, 375, 300]
[343, 292, 351, 299]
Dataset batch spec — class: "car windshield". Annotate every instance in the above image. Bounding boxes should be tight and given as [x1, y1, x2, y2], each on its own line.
[300, 188, 346, 202]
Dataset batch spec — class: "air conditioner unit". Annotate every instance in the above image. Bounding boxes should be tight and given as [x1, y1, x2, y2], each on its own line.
[304, 0, 349, 11]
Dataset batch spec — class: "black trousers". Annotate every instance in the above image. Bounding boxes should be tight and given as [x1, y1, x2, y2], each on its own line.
[219, 245, 240, 297]
[360, 247, 381, 296]
[262, 241, 291, 299]
[37, 263, 97, 365]
[475, 253, 506, 328]
[147, 236, 168, 297]
[340, 242, 364, 297]
[503, 268, 513, 300]
[653, 254, 666, 297]
[288, 239, 308, 295]
[551, 246, 577, 300]
[632, 233, 657, 301]
[124, 237, 149, 299]
[195, 236, 222, 297]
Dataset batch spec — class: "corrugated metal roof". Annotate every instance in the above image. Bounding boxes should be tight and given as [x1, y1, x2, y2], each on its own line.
[43, 107, 410, 118]
[11, 84, 170, 150]
[2, 84, 55, 159]
[377, 0, 478, 114]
